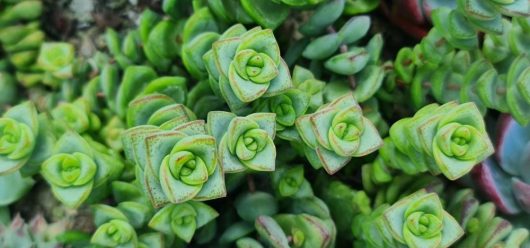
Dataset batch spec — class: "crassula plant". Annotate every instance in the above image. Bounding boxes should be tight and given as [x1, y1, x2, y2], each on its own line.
[362, 101, 494, 189]
[207, 111, 276, 172]
[122, 107, 225, 207]
[353, 189, 464, 248]
[296, 93, 382, 174]
[1, 1, 530, 247]
[203, 24, 293, 113]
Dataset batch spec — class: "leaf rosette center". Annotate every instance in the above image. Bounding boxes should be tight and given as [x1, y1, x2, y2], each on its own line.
[42, 153, 97, 187]
[167, 151, 209, 186]
[0, 118, 35, 160]
[233, 49, 279, 84]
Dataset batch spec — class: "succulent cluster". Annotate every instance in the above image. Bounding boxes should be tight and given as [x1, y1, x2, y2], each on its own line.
[0, 0, 528, 247]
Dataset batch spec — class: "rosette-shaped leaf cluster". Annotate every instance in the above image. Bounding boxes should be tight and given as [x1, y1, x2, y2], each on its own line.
[252, 66, 327, 142]
[354, 190, 464, 248]
[36, 42, 76, 87]
[472, 115, 530, 214]
[148, 201, 218, 243]
[89, 181, 170, 248]
[253, 89, 309, 141]
[90, 205, 140, 248]
[0, 0, 45, 87]
[0, 102, 55, 206]
[446, 189, 529, 247]
[431, 0, 529, 50]
[291, 66, 325, 112]
[0, 102, 40, 175]
[207, 111, 276, 173]
[123, 110, 225, 207]
[271, 165, 313, 198]
[362, 101, 494, 184]
[50, 97, 101, 135]
[41, 132, 124, 208]
[203, 24, 293, 113]
[295, 93, 382, 174]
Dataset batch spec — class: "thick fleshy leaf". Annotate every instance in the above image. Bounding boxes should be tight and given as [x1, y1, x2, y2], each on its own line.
[471, 159, 522, 214]
[240, 0, 289, 29]
[263, 59, 293, 97]
[255, 216, 289, 248]
[50, 182, 93, 208]
[0, 171, 34, 206]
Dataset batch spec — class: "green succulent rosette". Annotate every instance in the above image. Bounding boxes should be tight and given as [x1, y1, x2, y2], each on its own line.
[122, 117, 225, 207]
[380, 190, 464, 248]
[91, 219, 138, 248]
[295, 93, 382, 174]
[203, 24, 293, 113]
[0, 102, 38, 175]
[387, 101, 494, 180]
[37, 42, 76, 86]
[92, 219, 137, 247]
[291, 66, 325, 112]
[148, 201, 218, 243]
[271, 165, 313, 198]
[207, 111, 276, 173]
[50, 97, 101, 135]
[41, 132, 123, 208]
[253, 88, 310, 141]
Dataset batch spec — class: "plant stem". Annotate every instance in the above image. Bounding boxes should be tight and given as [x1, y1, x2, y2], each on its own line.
[247, 174, 256, 193]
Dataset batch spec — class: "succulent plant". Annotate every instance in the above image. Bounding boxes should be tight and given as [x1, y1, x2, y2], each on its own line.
[203, 24, 293, 112]
[90, 205, 139, 248]
[353, 189, 464, 248]
[296, 93, 382, 174]
[447, 189, 529, 248]
[0, 213, 66, 248]
[362, 101, 494, 188]
[0, 0, 45, 87]
[148, 201, 218, 243]
[472, 115, 530, 215]
[207, 111, 276, 173]
[0, 0, 529, 247]
[123, 112, 225, 207]
[41, 132, 123, 208]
